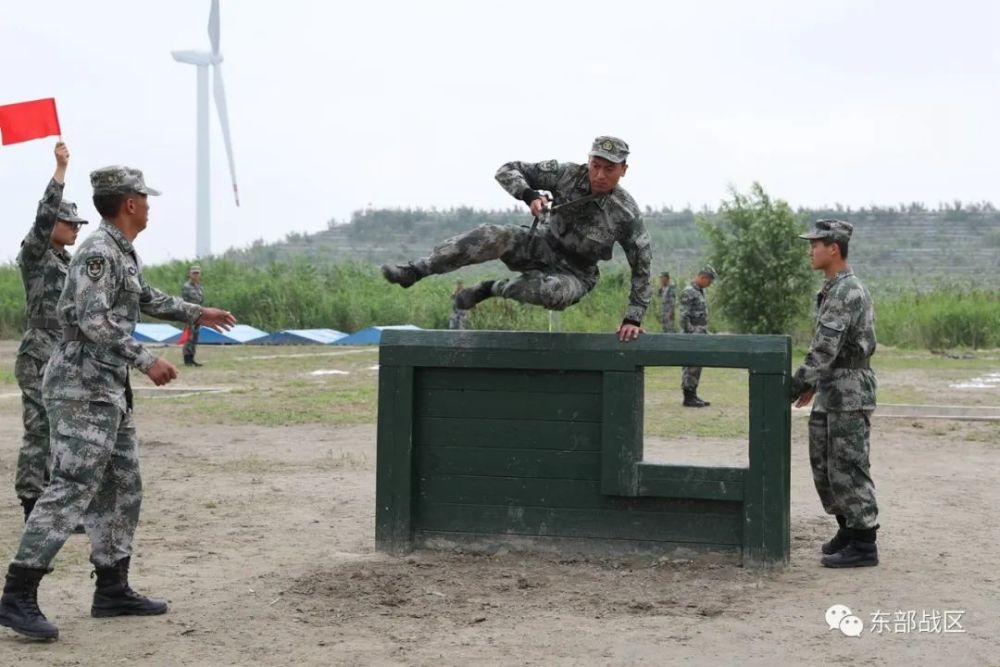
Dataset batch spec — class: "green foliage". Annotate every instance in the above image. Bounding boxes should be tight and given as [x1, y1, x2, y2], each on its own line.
[699, 183, 815, 334]
[875, 289, 1000, 349]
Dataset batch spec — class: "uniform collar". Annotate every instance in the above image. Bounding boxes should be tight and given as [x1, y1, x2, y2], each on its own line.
[100, 219, 135, 255]
[689, 281, 703, 292]
[824, 267, 854, 289]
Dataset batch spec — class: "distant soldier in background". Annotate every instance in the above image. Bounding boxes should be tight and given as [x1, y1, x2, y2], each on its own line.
[381, 136, 652, 343]
[679, 265, 716, 407]
[790, 219, 880, 568]
[448, 280, 471, 330]
[181, 265, 204, 366]
[658, 272, 676, 333]
[13, 142, 88, 522]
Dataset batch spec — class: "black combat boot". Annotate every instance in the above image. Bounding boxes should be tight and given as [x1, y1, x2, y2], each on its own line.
[821, 515, 850, 555]
[380, 262, 426, 288]
[19, 497, 36, 523]
[0, 564, 59, 640]
[91, 557, 168, 618]
[695, 394, 711, 407]
[821, 526, 879, 568]
[682, 389, 707, 408]
[454, 280, 496, 310]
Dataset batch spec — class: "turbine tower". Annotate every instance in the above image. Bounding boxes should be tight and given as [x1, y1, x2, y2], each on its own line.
[172, 0, 239, 258]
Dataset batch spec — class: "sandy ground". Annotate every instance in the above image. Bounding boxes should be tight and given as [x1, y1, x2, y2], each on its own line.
[0, 342, 998, 666]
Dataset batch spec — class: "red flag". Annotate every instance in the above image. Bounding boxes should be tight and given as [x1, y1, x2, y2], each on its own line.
[178, 326, 190, 346]
[0, 98, 61, 146]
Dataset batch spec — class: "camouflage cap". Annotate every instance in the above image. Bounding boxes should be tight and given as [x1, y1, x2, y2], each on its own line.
[699, 265, 718, 279]
[189, 265, 202, 273]
[56, 199, 88, 225]
[90, 165, 162, 197]
[800, 219, 853, 243]
[588, 136, 630, 164]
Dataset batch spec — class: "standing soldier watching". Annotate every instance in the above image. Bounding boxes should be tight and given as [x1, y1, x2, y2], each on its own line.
[0, 166, 236, 641]
[381, 136, 652, 342]
[679, 266, 716, 407]
[448, 280, 471, 330]
[13, 142, 87, 522]
[658, 272, 676, 333]
[790, 220, 880, 568]
[181, 265, 204, 366]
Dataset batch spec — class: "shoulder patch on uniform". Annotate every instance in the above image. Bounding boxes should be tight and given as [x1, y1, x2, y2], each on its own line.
[85, 256, 106, 281]
[538, 159, 559, 172]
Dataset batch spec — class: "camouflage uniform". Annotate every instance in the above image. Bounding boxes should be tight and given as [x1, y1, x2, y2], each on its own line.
[659, 281, 676, 333]
[791, 221, 879, 532]
[679, 280, 709, 391]
[448, 295, 470, 330]
[14, 166, 202, 572]
[181, 273, 204, 362]
[14, 180, 88, 503]
[405, 137, 652, 323]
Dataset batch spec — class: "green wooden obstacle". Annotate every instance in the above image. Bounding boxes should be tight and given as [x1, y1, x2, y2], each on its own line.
[376, 330, 791, 567]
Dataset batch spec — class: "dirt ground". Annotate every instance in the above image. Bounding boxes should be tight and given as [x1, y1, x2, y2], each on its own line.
[0, 341, 998, 666]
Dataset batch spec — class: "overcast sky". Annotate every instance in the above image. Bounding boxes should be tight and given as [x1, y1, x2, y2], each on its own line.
[2, 0, 998, 264]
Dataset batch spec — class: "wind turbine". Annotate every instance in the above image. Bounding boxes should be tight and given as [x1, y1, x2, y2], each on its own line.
[172, 0, 239, 258]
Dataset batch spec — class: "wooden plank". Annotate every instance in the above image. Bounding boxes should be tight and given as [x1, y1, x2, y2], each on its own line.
[417, 474, 743, 514]
[414, 417, 601, 451]
[752, 371, 791, 566]
[414, 447, 601, 480]
[414, 531, 741, 558]
[375, 365, 414, 554]
[416, 367, 602, 394]
[414, 502, 742, 546]
[601, 370, 643, 496]
[381, 331, 790, 374]
[636, 463, 746, 501]
[417, 389, 601, 422]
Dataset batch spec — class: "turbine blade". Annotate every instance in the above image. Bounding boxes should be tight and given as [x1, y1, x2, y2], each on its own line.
[208, 0, 220, 55]
[212, 65, 240, 207]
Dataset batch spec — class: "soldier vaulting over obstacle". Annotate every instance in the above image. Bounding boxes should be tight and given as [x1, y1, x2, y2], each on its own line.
[381, 136, 652, 341]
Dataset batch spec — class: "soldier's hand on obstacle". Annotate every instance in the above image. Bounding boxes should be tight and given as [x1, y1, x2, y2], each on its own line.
[146, 358, 179, 386]
[617, 322, 644, 343]
[196, 307, 237, 332]
[794, 387, 815, 408]
[529, 195, 550, 218]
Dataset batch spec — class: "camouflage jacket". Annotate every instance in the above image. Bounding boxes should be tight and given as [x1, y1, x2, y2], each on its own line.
[679, 282, 708, 333]
[16, 179, 69, 362]
[42, 220, 203, 412]
[660, 283, 676, 312]
[495, 160, 652, 323]
[182, 280, 204, 305]
[791, 268, 877, 412]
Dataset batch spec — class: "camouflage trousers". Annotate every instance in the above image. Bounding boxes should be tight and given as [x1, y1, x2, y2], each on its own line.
[660, 310, 675, 333]
[448, 310, 470, 330]
[14, 400, 142, 570]
[808, 410, 879, 530]
[681, 328, 707, 391]
[14, 353, 51, 500]
[183, 324, 200, 360]
[418, 225, 599, 311]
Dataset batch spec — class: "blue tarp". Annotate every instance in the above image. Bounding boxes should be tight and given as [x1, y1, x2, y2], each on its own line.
[257, 328, 347, 345]
[133, 323, 183, 343]
[164, 324, 269, 345]
[335, 324, 421, 346]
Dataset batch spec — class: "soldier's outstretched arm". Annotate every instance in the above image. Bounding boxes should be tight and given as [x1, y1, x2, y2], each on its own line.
[140, 279, 235, 332]
[20, 142, 69, 261]
[138, 278, 203, 326]
[619, 216, 652, 326]
[495, 160, 564, 207]
[74, 252, 159, 373]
